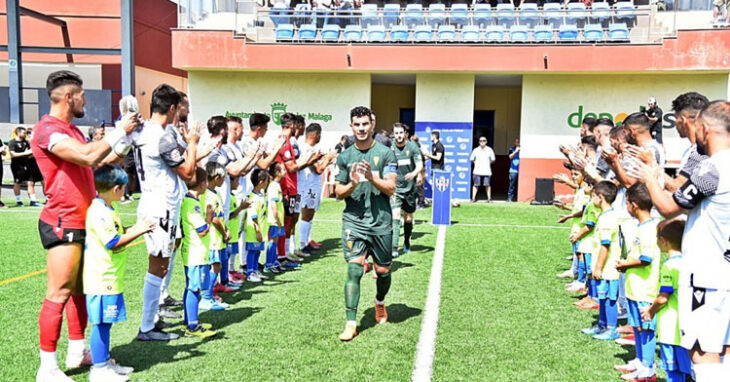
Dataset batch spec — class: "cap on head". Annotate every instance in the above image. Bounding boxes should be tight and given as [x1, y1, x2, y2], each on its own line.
[648, 96, 657, 104]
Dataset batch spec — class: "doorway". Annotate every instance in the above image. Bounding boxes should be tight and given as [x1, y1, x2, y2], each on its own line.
[472, 110, 499, 201]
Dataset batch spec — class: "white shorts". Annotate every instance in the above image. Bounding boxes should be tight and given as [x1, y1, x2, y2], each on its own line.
[679, 283, 730, 353]
[141, 214, 178, 258]
[300, 187, 321, 211]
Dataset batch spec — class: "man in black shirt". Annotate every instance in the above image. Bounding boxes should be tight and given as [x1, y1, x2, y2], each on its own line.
[0, 138, 6, 207]
[645, 96, 664, 144]
[8, 127, 40, 207]
[425, 130, 445, 171]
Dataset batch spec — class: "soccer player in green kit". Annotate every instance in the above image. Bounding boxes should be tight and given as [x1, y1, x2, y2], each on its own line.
[390, 123, 423, 258]
[335, 106, 398, 341]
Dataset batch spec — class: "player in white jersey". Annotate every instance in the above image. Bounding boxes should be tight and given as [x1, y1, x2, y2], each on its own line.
[298, 123, 335, 254]
[133, 84, 201, 341]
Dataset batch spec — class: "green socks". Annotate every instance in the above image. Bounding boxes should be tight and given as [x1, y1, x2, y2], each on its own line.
[345, 262, 364, 321]
[392, 219, 401, 251]
[403, 222, 413, 249]
[375, 272, 391, 302]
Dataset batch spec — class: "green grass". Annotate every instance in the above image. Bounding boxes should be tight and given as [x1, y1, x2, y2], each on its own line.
[0, 199, 657, 381]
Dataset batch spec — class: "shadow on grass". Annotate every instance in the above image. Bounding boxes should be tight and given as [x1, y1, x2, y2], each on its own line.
[391, 261, 414, 274]
[408, 244, 434, 253]
[358, 303, 422, 334]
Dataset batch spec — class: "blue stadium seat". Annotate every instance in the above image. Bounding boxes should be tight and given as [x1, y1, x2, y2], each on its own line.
[558, 23, 579, 41]
[496, 3, 516, 28]
[590, 2, 611, 24]
[405, 4, 424, 27]
[344, 24, 363, 41]
[322, 24, 341, 41]
[450, 3, 470, 27]
[533, 24, 554, 42]
[383, 4, 401, 27]
[390, 24, 409, 42]
[275, 23, 295, 40]
[473, 3, 493, 28]
[583, 23, 604, 42]
[608, 22, 629, 41]
[270, 3, 290, 27]
[509, 24, 529, 42]
[543, 3, 564, 29]
[461, 25, 481, 42]
[428, 3, 447, 28]
[437, 25, 456, 42]
[367, 24, 387, 42]
[485, 25, 505, 42]
[519, 3, 539, 28]
[615, 2, 636, 23]
[298, 23, 317, 40]
[414, 25, 433, 41]
[361, 4, 380, 28]
[567, 3, 587, 26]
[294, 3, 312, 26]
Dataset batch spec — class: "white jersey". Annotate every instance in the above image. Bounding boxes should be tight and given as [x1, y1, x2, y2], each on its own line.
[237, 135, 259, 198]
[133, 120, 186, 221]
[298, 141, 321, 192]
[677, 149, 730, 290]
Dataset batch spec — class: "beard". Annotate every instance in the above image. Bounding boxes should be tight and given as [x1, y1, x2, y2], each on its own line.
[696, 140, 707, 155]
[179, 113, 188, 123]
[71, 100, 85, 118]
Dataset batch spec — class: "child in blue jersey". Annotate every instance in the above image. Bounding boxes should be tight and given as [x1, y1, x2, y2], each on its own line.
[582, 180, 622, 341]
[180, 167, 217, 338]
[84, 165, 155, 382]
[615, 183, 661, 381]
[245, 169, 271, 282]
[641, 219, 691, 382]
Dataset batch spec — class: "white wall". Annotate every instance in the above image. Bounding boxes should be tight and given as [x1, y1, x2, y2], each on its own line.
[187, 71, 371, 150]
[520, 73, 729, 162]
[0, 62, 103, 124]
[415, 74, 475, 123]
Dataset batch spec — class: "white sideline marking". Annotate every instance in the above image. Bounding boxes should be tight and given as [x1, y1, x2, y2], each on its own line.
[411, 224, 447, 382]
[455, 223, 569, 230]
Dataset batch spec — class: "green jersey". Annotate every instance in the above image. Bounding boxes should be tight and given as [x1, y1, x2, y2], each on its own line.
[267, 180, 284, 227]
[228, 194, 241, 240]
[578, 202, 601, 255]
[656, 255, 682, 345]
[202, 188, 225, 250]
[625, 218, 661, 302]
[244, 190, 268, 243]
[83, 198, 126, 295]
[596, 208, 621, 280]
[180, 194, 210, 266]
[570, 186, 588, 234]
[392, 141, 422, 195]
[335, 141, 398, 235]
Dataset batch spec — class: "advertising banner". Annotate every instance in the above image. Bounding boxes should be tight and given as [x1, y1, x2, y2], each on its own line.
[415, 122, 473, 200]
[431, 170, 452, 225]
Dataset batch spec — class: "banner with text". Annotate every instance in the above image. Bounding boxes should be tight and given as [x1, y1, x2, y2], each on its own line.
[415, 122, 473, 201]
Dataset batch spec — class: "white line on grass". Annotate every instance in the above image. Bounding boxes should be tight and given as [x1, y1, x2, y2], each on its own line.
[454, 223, 569, 230]
[411, 224, 447, 382]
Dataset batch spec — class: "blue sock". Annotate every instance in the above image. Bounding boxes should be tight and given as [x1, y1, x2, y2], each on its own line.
[598, 298, 607, 328]
[666, 370, 685, 382]
[254, 251, 261, 272]
[89, 323, 112, 367]
[184, 289, 200, 329]
[207, 269, 216, 297]
[266, 241, 277, 268]
[606, 298, 618, 329]
[577, 257, 586, 283]
[633, 328, 643, 362]
[640, 330, 656, 368]
[220, 249, 230, 284]
[247, 250, 257, 275]
[571, 254, 578, 277]
[182, 279, 189, 324]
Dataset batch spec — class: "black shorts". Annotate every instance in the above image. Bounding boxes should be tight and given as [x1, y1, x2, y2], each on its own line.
[11, 162, 30, 183]
[38, 220, 86, 250]
[28, 158, 43, 182]
[284, 194, 301, 216]
[472, 174, 491, 187]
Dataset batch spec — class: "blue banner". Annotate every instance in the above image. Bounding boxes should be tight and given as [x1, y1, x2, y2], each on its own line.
[415, 122, 473, 200]
[431, 170, 452, 225]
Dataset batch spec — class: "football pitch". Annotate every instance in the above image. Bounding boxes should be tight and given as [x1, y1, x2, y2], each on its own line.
[0, 199, 659, 381]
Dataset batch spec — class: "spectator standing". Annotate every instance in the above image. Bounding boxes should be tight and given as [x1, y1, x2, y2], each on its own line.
[508, 137, 520, 202]
[9, 127, 40, 207]
[425, 130, 445, 171]
[644, 97, 664, 144]
[0, 137, 6, 207]
[335, 134, 348, 154]
[411, 134, 427, 208]
[470, 136, 496, 203]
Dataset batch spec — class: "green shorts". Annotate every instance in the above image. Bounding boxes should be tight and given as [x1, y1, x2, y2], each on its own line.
[342, 227, 392, 266]
[391, 191, 416, 214]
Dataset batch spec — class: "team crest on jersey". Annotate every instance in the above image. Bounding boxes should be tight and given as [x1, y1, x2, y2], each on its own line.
[435, 176, 449, 192]
[374, 157, 380, 166]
